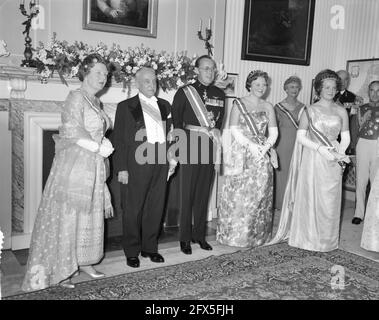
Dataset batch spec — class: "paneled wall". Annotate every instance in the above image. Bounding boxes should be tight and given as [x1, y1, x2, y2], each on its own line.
[223, 0, 379, 106]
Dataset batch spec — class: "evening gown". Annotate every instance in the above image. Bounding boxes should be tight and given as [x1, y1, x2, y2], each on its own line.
[218, 109, 274, 247]
[267, 107, 343, 252]
[274, 103, 304, 209]
[361, 161, 379, 252]
[22, 90, 113, 291]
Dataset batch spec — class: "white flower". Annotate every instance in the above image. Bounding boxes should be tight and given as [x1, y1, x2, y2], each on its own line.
[132, 66, 139, 74]
[44, 58, 55, 65]
[69, 65, 79, 78]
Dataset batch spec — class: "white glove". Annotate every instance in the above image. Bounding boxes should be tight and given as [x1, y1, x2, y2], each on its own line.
[167, 159, 177, 181]
[76, 139, 100, 153]
[98, 138, 114, 158]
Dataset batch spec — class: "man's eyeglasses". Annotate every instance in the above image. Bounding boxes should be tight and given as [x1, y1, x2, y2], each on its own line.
[198, 67, 216, 73]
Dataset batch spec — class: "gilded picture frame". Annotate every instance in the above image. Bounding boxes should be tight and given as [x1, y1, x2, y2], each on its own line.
[83, 0, 158, 38]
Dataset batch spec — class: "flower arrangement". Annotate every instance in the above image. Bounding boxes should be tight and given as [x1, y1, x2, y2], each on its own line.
[34, 33, 198, 91]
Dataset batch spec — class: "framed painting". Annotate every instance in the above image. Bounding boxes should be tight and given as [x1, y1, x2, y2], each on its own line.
[346, 58, 379, 103]
[241, 0, 315, 66]
[83, 0, 158, 38]
[224, 73, 238, 98]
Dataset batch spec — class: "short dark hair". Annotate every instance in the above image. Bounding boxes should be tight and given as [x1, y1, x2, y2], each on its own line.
[195, 55, 215, 68]
[77, 53, 107, 81]
[313, 69, 342, 96]
[245, 70, 269, 92]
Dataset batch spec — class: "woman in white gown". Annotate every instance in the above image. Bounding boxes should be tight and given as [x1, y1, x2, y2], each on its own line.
[267, 69, 351, 252]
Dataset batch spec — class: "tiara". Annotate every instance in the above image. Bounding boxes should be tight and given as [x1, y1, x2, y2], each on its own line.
[248, 69, 264, 77]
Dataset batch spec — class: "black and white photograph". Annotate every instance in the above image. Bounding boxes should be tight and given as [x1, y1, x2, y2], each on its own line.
[0, 0, 378, 305]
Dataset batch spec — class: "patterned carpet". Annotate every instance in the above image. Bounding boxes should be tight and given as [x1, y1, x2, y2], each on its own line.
[6, 243, 379, 300]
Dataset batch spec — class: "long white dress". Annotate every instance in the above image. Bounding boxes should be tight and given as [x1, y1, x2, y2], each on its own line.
[267, 107, 344, 252]
[361, 156, 379, 252]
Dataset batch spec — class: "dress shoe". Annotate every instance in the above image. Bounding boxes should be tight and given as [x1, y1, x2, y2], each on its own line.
[352, 217, 362, 225]
[126, 257, 140, 268]
[141, 251, 165, 263]
[192, 239, 213, 251]
[59, 278, 75, 289]
[80, 266, 105, 279]
[180, 241, 192, 255]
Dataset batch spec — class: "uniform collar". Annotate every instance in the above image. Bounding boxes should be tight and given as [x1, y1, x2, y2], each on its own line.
[195, 80, 211, 90]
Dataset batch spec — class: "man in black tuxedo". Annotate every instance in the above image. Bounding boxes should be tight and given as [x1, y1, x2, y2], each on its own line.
[112, 67, 175, 268]
[172, 55, 225, 255]
[334, 70, 360, 154]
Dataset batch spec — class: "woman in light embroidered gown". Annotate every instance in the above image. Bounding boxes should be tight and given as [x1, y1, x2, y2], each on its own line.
[217, 70, 278, 247]
[22, 54, 114, 291]
[274, 76, 305, 210]
[267, 69, 350, 252]
[361, 142, 379, 252]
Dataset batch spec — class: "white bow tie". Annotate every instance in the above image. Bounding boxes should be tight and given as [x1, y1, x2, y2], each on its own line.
[140, 94, 157, 105]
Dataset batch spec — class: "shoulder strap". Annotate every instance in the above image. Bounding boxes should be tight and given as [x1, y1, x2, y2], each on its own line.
[183, 85, 211, 127]
[304, 107, 333, 148]
[276, 103, 300, 129]
[233, 98, 260, 137]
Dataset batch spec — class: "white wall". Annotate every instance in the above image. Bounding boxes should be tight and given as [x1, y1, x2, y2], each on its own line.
[223, 0, 379, 106]
[0, 0, 226, 65]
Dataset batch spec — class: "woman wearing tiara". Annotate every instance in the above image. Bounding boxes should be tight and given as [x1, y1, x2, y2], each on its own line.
[267, 69, 350, 252]
[217, 70, 278, 247]
[22, 53, 114, 291]
[274, 76, 305, 210]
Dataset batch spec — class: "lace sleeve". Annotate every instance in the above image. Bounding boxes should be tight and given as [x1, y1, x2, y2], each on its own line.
[59, 90, 94, 142]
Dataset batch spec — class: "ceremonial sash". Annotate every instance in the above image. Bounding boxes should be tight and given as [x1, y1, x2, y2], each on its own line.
[83, 94, 107, 133]
[183, 85, 211, 127]
[276, 103, 304, 129]
[140, 99, 164, 126]
[304, 107, 346, 171]
[183, 85, 221, 164]
[234, 98, 278, 168]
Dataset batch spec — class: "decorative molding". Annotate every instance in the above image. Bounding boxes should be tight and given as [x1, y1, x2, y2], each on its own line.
[18, 111, 61, 249]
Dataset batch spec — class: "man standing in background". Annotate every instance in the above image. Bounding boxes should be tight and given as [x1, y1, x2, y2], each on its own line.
[353, 80, 379, 225]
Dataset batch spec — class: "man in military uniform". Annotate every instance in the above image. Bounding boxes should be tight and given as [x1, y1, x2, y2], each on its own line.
[172, 55, 225, 254]
[353, 80, 379, 225]
[334, 70, 361, 154]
